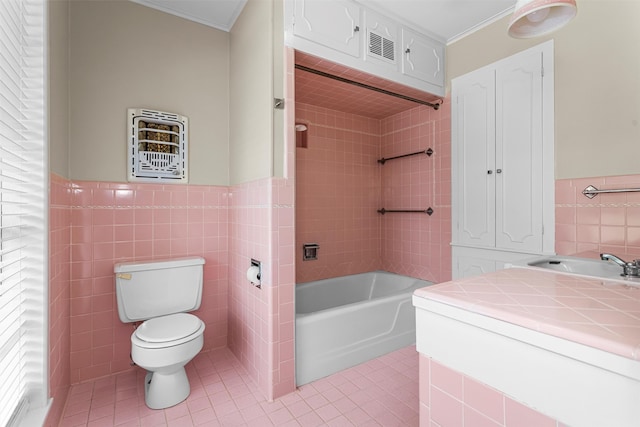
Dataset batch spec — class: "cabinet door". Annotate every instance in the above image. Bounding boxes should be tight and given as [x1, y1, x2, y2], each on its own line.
[454, 256, 496, 279]
[452, 246, 537, 279]
[453, 68, 496, 248]
[293, 0, 361, 58]
[401, 28, 444, 87]
[495, 50, 543, 253]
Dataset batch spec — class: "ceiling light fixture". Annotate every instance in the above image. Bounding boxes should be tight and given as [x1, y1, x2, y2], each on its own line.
[508, 0, 577, 38]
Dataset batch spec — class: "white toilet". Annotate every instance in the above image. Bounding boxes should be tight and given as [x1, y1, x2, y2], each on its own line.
[114, 257, 206, 409]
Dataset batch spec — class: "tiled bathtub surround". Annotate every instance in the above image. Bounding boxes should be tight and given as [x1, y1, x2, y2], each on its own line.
[295, 100, 452, 284]
[295, 103, 383, 282]
[380, 103, 452, 283]
[556, 174, 640, 258]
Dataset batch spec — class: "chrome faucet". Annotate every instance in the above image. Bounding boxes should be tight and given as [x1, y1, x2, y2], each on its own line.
[600, 253, 640, 278]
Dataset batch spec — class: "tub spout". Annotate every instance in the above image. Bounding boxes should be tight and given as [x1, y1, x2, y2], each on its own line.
[600, 253, 640, 278]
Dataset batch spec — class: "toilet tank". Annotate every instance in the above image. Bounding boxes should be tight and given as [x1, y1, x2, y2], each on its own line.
[114, 257, 205, 323]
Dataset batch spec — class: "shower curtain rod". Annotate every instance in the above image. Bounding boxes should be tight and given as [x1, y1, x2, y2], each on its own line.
[295, 64, 442, 111]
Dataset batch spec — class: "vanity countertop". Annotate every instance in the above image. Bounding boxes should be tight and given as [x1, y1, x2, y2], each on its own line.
[413, 267, 640, 361]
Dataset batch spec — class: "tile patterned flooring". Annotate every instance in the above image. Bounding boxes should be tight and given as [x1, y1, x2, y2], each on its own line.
[58, 346, 419, 426]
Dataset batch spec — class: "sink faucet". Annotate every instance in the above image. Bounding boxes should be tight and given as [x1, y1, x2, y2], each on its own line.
[600, 253, 640, 278]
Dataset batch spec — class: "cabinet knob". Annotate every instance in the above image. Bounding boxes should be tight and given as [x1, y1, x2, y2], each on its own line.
[496, 169, 503, 174]
[487, 170, 493, 174]
[354, 25, 360, 32]
[405, 48, 411, 54]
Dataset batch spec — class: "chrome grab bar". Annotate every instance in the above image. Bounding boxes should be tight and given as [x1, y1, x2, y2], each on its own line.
[582, 185, 640, 199]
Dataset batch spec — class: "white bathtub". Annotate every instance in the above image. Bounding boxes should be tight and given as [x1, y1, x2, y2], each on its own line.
[295, 271, 433, 385]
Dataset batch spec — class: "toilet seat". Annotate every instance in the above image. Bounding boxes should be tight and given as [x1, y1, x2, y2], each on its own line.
[133, 313, 204, 349]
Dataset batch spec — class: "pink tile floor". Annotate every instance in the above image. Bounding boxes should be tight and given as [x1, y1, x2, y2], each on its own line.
[58, 346, 419, 426]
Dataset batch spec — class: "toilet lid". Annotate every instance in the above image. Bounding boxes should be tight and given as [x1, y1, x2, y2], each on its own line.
[135, 313, 202, 343]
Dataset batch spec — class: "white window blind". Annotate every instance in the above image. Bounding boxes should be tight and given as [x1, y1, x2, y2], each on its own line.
[0, 0, 49, 426]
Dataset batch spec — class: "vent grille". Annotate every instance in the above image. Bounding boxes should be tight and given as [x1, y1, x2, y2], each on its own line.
[368, 31, 395, 63]
[128, 108, 188, 183]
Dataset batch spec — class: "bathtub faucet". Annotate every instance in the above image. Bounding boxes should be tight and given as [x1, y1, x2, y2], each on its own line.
[600, 253, 640, 278]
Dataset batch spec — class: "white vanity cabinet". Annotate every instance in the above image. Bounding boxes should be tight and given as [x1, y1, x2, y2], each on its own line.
[413, 268, 640, 427]
[286, 0, 446, 97]
[451, 41, 555, 279]
[292, 0, 362, 58]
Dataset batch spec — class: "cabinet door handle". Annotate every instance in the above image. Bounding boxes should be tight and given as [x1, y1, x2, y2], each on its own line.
[405, 48, 411, 54]
[487, 170, 493, 174]
[496, 169, 502, 173]
[354, 25, 360, 32]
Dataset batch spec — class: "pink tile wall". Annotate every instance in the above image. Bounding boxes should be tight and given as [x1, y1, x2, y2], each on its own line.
[68, 181, 230, 383]
[228, 179, 274, 398]
[270, 177, 296, 399]
[295, 98, 452, 284]
[46, 173, 73, 427]
[380, 101, 452, 283]
[555, 174, 640, 259]
[48, 174, 294, 407]
[419, 355, 566, 427]
[227, 178, 296, 401]
[226, 47, 297, 401]
[295, 103, 383, 283]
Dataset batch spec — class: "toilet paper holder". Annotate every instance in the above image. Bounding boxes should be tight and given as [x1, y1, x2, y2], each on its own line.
[248, 259, 262, 289]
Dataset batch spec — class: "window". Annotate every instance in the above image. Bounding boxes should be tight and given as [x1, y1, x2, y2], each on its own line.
[0, 0, 49, 425]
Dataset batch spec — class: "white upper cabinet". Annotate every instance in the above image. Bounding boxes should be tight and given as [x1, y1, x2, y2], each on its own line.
[293, 0, 361, 58]
[452, 41, 555, 277]
[401, 28, 444, 88]
[286, 0, 445, 97]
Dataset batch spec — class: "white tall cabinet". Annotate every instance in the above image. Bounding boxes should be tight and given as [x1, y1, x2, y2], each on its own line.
[452, 41, 555, 279]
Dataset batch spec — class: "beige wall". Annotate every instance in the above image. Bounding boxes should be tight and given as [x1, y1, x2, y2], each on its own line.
[49, 0, 70, 177]
[68, 0, 230, 185]
[272, 0, 286, 179]
[448, 0, 640, 179]
[229, 0, 275, 185]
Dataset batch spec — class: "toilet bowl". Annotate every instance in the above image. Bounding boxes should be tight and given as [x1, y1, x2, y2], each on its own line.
[131, 313, 205, 409]
[114, 257, 206, 409]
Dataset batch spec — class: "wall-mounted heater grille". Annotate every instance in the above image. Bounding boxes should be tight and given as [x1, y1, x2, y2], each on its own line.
[368, 30, 395, 63]
[128, 108, 188, 183]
